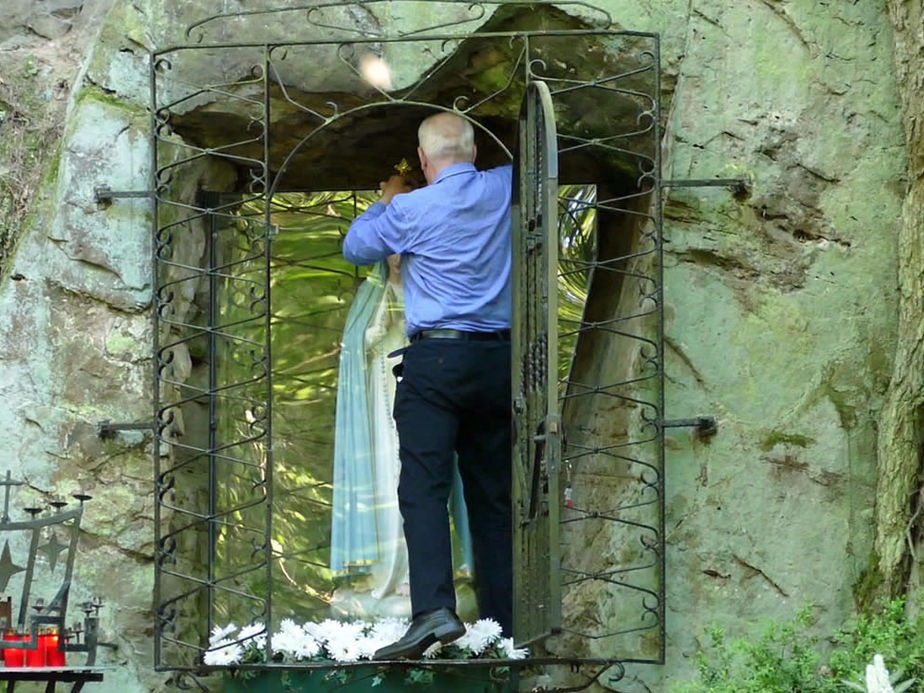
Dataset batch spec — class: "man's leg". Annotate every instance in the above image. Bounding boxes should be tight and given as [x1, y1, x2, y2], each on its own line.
[393, 342, 459, 618]
[455, 341, 513, 634]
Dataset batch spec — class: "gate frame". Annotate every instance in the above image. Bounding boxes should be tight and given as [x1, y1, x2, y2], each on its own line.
[146, 2, 666, 684]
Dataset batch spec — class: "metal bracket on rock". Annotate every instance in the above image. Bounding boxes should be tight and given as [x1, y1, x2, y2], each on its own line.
[94, 186, 154, 208]
[661, 177, 750, 197]
[97, 420, 157, 439]
[661, 416, 717, 436]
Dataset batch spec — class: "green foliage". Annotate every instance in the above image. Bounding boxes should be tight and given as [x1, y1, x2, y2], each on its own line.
[676, 606, 829, 693]
[829, 597, 924, 689]
[210, 190, 378, 630]
[556, 184, 596, 392]
[208, 184, 601, 632]
[675, 597, 924, 693]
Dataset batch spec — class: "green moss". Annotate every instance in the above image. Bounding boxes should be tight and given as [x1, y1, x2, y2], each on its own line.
[852, 551, 883, 613]
[105, 332, 137, 355]
[40, 142, 63, 187]
[758, 431, 816, 451]
[74, 85, 147, 114]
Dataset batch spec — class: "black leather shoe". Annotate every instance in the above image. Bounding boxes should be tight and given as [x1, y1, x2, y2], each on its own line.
[373, 607, 465, 660]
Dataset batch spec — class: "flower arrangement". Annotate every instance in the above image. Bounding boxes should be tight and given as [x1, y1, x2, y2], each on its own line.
[204, 617, 528, 667]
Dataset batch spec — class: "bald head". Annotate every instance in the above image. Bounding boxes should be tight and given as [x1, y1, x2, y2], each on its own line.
[417, 113, 476, 183]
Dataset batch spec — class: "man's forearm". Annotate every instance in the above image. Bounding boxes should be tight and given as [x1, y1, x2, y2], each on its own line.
[343, 202, 390, 265]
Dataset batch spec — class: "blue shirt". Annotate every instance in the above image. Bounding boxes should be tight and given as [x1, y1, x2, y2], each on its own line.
[343, 162, 513, 336]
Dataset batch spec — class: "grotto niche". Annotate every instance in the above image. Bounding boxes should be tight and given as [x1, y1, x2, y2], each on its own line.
[149, 1, 662, 671]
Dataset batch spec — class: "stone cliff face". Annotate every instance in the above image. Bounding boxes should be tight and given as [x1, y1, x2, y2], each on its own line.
[0, 1, 912, 691]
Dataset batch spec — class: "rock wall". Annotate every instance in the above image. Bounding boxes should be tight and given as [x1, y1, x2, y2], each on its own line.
[645, 0, 903, 689]
[0, 1, 908, 691]
[534, 2, 903, 689]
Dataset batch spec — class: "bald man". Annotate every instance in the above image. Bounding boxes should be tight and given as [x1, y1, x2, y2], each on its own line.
[344, 112, 513, 659]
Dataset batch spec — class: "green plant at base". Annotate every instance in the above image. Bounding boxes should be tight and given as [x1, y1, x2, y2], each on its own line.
[829, 597, 924, 690]
[674, 595, 924, 692]
[675, 606, 832, 693]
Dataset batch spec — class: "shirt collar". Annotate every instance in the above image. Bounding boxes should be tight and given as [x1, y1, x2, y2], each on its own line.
[433, 161, 476, 185]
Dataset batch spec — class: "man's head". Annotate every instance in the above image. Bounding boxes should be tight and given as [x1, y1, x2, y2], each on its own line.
[417, 112, 476, 184]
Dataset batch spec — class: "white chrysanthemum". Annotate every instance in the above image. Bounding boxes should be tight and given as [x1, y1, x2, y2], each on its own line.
[363, 618, 409, 657]
[302, 618, 342, 644]
[322, 621, 369, 661]
[203, 638, 243, 666]
[422, 641, 443, 658]
[353, 633, 381, 660]
[498, 637, 528, 660]
[278, 618, 303, 639]
[291, 635, 321, 660]
[456, 618, 502, 655]
[238, 622, 267, 650]
[369, 618, 409, 643]
[274, 618, 320, 660]
[327, 638, 364, 663]
[209, 622, 238, 646]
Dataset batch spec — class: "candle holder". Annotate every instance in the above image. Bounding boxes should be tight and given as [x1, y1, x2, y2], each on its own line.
[0, 470, 107, 673]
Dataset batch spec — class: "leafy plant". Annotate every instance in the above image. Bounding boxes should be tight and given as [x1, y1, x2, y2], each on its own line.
[830, 597, 924, 691]
[675, 595, 924, 692]
[676, 606, 832, 693]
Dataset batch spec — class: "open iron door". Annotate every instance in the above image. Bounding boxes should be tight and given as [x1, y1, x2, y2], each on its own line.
[511, 80, 561, 647]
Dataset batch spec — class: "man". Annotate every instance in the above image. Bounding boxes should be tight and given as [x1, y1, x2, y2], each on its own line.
[343, 112, 513, 659]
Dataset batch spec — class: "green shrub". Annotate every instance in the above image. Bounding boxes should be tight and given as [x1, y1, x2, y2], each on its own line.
[829, 597, 924, 688]
[675, 596, 924, 692]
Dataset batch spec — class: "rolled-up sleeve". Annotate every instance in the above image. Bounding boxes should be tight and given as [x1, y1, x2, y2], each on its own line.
[343, 199, 409, 265]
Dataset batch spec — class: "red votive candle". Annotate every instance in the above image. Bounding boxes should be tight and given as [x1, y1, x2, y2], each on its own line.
[25, 631, 44, 667]
[45, 630, 65, 667]
[3, 631, 25, 667]
[37, 630, 50, 667]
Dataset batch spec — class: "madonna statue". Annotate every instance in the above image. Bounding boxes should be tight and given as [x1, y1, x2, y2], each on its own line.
[329, 256, 476, 619]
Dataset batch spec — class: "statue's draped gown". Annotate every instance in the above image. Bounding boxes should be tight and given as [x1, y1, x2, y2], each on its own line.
[330, 262, 474, 618]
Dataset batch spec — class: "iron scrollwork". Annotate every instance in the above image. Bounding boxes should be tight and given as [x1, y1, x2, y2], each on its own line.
[149, 1, 666, 683]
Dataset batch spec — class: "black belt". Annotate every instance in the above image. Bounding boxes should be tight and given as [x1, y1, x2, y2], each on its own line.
[410, 329, 510, 342]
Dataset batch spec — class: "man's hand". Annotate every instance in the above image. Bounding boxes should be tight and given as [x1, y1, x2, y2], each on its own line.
[379, 174, 413, 205]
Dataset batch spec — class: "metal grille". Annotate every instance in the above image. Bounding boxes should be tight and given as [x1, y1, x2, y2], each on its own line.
[149, 1, 663, 683]
[511, 80, 561, 647]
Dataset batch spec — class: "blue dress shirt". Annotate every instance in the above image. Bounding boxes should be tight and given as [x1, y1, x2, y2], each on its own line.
[343, 162, 513, 336]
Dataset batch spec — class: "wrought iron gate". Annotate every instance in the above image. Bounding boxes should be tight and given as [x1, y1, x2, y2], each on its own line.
[511, 80, 560, 647]
[147, 1, 665, 683]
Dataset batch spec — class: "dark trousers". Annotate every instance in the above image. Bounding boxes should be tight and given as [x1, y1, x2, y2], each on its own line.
[393, 338, 513, 635]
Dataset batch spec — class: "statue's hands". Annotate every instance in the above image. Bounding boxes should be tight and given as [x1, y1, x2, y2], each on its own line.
[379, 174, 413, 204]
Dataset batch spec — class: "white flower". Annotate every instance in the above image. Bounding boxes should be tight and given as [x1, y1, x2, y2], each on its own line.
[865, 654, 894, 693]
[205, 616, 523, 665]
[303, 618, 343, 644]
[364, 618, 409, 657]
[209, 622, 238, 646]
[322, 621, 369, 661]
[274, 618, 320, 660]
[278, 618, 303, 640]
[203, 638, 243, 666]
[327, 639, 364, 662]
[291, 634, 321, 660]
[456, 618, 502, 655]
[422, 641, 443, 658]
[498, 637, 528, 660]
[238, 622, 266, 650]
